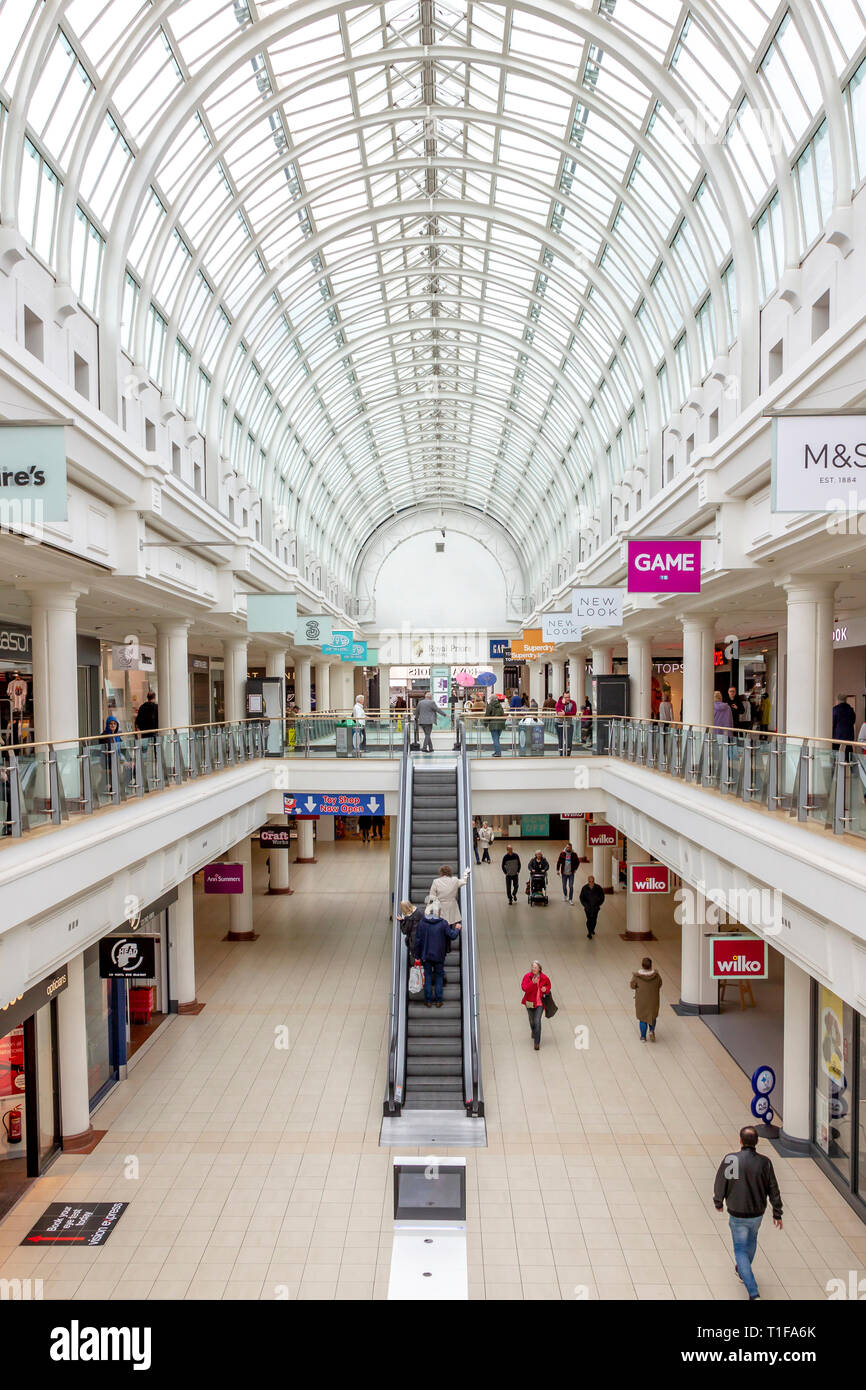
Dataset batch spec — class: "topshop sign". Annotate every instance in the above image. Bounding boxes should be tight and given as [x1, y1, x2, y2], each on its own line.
[772, 415, 866, 512]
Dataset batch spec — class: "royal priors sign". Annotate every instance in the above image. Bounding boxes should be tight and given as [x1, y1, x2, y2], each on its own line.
[571, 588, 624, 626]
[772, 415, 866, 512]
[627, 540, 702, 594]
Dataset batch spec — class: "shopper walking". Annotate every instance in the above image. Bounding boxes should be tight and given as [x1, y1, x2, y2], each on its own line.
[373, 814, 385, 840]
[580, 697, 593, 744]
[832, 693, 856, 746]
[579, 874, 605, 938]
[555, 842, 578, 902]
[472, 819, 481, 864]
[359, 813, 371, 843]
[134, 691, 159, 739]
[479, 821, 495, 862]
[351, 692, 367, 750]
[416, 903, 461, 1007]
[555, 690, 578, 756]
[416, 691, 444, 752]
[712, 691, 734, 732]
[426, 863, 471, 928]
[484, 693, 506, 756]
[629, 956, 662, 1041]
[658, 694, 673, 725]
[521, 961, 551, 1051]
[713, 1126, 783, 1300]
[501, 844, 521, 904]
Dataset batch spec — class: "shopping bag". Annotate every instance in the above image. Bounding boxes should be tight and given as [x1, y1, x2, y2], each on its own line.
[543, 993, 558, 1019]
[408, 962, 424, 996]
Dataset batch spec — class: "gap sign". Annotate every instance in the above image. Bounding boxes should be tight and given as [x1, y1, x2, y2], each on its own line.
[629, 864, 670, 893]
[587, 823, 617, 846]
[710, 934, 768, 980]
[283, 792, 383, 816]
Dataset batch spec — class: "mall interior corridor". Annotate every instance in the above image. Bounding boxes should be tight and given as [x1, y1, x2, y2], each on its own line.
[1, 838, 863, 1303]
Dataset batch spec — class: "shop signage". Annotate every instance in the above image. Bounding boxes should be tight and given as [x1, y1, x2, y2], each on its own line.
[571, 587, 624, 626]
[190, 656, 209, 672]
[489, 638, 512, 659]
[331, 630, 353, 650]
[832, 616, 866, 648]
[203, 863, 244, 894]
[22, 1201, 128, 1248]
[561, 812, 585, 818]
[512, 628, 556, 658]
[709, 934, 768, 980]
[750, 1064, 777, 1126]
[629, 864, 670, 893]
[0, 622, 32, 658]
[111, 642, 155, 672]
[431, 666, 450, 709]
[587, 823, 617, 847]
[294, 614, 334, 646]
[284, 792, 382, 816]
[627, 540, 701, 593]
[541, 613, 583, 644]
[98, 936, 157, 979]
[259, 826, 292, 848]
[0, 965, 68, 1034]
[0, 420, 69, 524]
[344, 640, 367, 663]
[246, 593, 298, 634]
[772, 415, 866, 512]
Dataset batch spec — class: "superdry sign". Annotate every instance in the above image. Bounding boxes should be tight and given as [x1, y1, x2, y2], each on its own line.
[629, 865, 670, 893]
[587, 824, 616, 847]
[710, 935, 768, 980]
[627, 540, 701, 593]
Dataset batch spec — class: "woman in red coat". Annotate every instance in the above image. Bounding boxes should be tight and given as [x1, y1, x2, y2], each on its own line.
[521, 961, 551, 1051]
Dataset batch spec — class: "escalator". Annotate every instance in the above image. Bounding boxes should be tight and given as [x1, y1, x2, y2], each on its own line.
[382, 726, 484, 1140]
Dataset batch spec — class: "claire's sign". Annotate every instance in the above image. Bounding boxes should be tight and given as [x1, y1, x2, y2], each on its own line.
[203, 863, 244, 894]
[709, 934, 768, 980]
[629, 864, 669, 894]
[587, 823, 616, 847]
[627, 540, 701, 593]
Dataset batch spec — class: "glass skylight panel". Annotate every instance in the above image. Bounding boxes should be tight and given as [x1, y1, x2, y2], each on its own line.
[813, 0, 866, 72]
[611, 203, 656, 278]
[588, 50, 652, 127]
[759, 11, 822, 153]
[670, 220, 707, 304]
[112, 28, 184, 143]
[723, 99, 775, 210]
[19, 139, 60, 265]
[693, 179, 730, 262]
[71, 206, 105, 312]
[795, 119, 833, 247]
[28, 30, 94, 166]
[66, 0, 156, 74]
[78, 112, 133, 224]
[850, 56, 866, 180]
[670, 14, 740, 128]
[605, 0, 681, 62]
[646, 104, 701, 188]
[628, 153, 677, 238]
[0, 0, 43, 99]
[168, 1, 239, 75]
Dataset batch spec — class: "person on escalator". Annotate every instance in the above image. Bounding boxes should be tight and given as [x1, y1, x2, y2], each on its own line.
[426, 863, 471, 929]
[415, 902, 461, 1007]
[398, 899, 424, 958]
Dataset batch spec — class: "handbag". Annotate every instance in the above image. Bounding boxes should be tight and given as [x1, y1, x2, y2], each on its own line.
[408, 962, 424, 996]
[543, 993, 558, 1019]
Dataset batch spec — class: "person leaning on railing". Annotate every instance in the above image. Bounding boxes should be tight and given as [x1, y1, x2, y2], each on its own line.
[484, 694, 506, 756]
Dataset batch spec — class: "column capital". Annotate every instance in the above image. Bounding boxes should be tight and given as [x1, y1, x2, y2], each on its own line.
[22, 582, 88, 608]
[678, 613, 716, 632]
[778, 575, 838, 602]
[157, 618, 192, 636]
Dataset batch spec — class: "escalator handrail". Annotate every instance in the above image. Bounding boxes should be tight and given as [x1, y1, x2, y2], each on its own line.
[384, 722, 412, 1112]
[457, 724, 483, 1115]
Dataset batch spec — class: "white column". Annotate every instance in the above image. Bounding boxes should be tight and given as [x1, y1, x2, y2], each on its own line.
[549, 659, 565, 698]
[339, 664, 355, 710]
[29, 584, 83, 744]
[222, 637, 249, 723]
[314, 662, 331, 712]
[627, 634, 652, 719]
[57, 952, 92, 1147]
[592, 844, 611, 890]
[156, 621, 190, 728]
[529, 662, 545, 707]
[568, 654, 581, 700]
[625, 843, 652, 938]
[294, 655, 311, 711]
[679, 888, 718, 1011]
[573, 816, 586, 861]
[266, 817, 292, 895]
[607, 846, 621, 893]
[681, 616, 715, 727]
[377, 664, 391, 715]
[266, 648, 286, 681]
[781, 956, 812, 1146]
[316, 814, 335, 842]
[227, 836, 255, 940]
[170, 877, 199, 1010]
[295, 818, 316, 863]
[784, 580, 836, 739]
[591, 645, 612, 678]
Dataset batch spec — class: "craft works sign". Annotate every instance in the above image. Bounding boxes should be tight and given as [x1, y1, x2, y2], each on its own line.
[629, 864, 670, 894]
[587, 823, 617, 847]
[627, 540, 701, 593]
[772, 415, 866, 512]
[259, 826, 292, 848]
[203, 863, 244, 894]
[283, 792, 383, 816]
[22, 1202, 128, 1247]
[710, 934, 768, 980]
[511, 628, 556, 658]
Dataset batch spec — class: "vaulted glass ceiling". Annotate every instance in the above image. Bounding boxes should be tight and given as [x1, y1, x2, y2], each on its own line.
[2, 0, 865, 588]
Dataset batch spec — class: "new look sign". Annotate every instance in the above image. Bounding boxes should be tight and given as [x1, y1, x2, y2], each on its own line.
[627, 540, 701, 594]
[571, 588, 624, 626]
[772, 415, 866, 512]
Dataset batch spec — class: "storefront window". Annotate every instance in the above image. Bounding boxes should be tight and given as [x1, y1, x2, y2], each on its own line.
[35, 1001, 59, 1165]
[815, 986, 856, 1187]
[101, 643, 157, 731]
[858, 1020, 866, 1200]
[83, 944, 117, 1104]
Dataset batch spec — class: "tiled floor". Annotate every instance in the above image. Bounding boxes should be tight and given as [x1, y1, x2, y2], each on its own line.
[1, 832, 864, 1301]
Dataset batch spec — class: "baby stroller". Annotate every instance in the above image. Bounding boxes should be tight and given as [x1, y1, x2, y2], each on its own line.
[526, 868, 549, 907]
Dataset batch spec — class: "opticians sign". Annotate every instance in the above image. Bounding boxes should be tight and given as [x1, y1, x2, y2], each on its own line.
[627, 540, 701, 594]
[571, 587, 624, 626]
[629, 864, 670, 894]
[772, 415, 866, 512]
[709, 934, 768, 980]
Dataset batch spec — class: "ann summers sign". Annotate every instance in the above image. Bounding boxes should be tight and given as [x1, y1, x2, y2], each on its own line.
[772, 415, 866, 512]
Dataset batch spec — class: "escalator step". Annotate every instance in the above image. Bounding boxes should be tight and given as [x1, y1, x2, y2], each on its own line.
[406, 1058, 463, 1075]
[407, 1041, 462, 1056]
[402, 1095, 466, 1110]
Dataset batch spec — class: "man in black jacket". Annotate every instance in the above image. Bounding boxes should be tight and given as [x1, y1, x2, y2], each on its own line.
[134, 691, 159, 739]
[579, 875, 605, 938]
[713, 1126, 783, 1300]
[501, 845, 521, 905]
[415, 905, 461, 1007]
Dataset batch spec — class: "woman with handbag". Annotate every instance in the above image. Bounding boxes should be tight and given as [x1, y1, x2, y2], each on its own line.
[521, 960, 553, 1051]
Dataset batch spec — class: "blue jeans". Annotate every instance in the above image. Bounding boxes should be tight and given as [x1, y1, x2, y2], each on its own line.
[638, 1019, 656, 1039]
[424, 960, 444, 1003]
[561, 872, 574, 901]
[729, 1214, 763, 1298]
[490, 728, 502, 755]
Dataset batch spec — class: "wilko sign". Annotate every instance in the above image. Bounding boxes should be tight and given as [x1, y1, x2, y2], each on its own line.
[629, 864, 670, 894]
[561, 812, 585, 819]
[203, 863, 244, 894]
[627, 539, 701, 594]
[710, 934, 768, 980]
[587, 823, 616, 847]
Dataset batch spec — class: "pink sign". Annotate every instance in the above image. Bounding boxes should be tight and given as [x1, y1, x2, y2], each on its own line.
[587, 824, 616, 847]
[627, 540, 701, 593]
[203, 863, 244, 894]
[629, 864, 670, 894]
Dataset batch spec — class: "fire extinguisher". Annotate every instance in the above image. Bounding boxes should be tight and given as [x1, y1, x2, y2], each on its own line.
[2, 1107, 22, 1144]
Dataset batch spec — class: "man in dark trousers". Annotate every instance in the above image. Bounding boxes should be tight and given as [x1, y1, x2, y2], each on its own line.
[832, 693, 856, 749]
[579, 874, 605, 939]
[134, 691, 159, 739]
[415, 903, 461, 1007]
[713, 1125, 783, 1300]
[501, 844, 521, 905]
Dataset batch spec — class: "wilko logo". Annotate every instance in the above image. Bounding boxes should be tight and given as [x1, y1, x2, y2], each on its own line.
[627, 540, 702, 594]
[587, 824, 616, 847]
[710, 935, 768, 980]
[630, 865, 669, 894]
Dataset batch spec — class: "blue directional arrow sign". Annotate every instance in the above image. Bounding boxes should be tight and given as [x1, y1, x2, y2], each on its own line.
[283, 792, 383, 816]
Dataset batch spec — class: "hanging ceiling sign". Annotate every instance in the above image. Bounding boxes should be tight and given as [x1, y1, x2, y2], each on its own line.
[629, 865, 670, 894]
[571, 587, 625, 626]
[246, 594, 298, 634]
[512, 628, 556, 658]
[294, 614, 334, 646]
[772, 415, 866, 512]
[330, 630, 353, 650]
[586, 823, 617, 847]
[541, 613, 583, 644]
[0, 420, 70, 525]
[98, 936, 157, 979]
[627, 540, 701, 594]
[709, 934, 768, 980]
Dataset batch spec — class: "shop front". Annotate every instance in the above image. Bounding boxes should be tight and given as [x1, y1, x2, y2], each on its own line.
[832, 617, 866, 733]
[101, 639, 157, 732]
[813, 985, 866, 1217]
[0, 964, 66, 1219]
